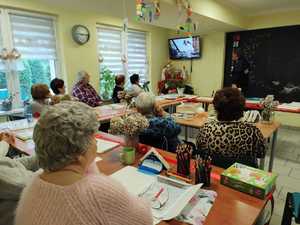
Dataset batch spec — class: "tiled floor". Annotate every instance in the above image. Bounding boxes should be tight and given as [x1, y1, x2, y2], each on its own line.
[268, 126, 300, 225]
[181, 125, 300, 225]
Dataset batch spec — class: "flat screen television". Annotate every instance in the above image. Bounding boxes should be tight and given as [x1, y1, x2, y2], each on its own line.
[168, 36, 201, 60]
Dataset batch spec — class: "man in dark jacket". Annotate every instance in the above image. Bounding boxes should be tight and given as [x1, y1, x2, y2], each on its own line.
[231, 49, 250, 95]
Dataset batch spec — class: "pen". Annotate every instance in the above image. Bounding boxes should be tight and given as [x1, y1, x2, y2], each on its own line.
[154, 187, 164, 199]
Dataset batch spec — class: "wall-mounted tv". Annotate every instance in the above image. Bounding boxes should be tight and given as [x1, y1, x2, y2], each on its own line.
[168, 36, 201, 60]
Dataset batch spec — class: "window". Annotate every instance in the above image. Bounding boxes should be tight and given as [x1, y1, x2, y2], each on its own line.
[127, 30, 147, 83]
[97, 25, 148, 96]
[97, 26, 123, 75]
[0, 9, 59, 105]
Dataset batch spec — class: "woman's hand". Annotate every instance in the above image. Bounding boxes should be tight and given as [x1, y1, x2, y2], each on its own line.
[0, 132, 15, 145]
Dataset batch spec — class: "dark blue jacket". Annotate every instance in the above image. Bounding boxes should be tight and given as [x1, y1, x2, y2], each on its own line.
[139, 117, 181, 152]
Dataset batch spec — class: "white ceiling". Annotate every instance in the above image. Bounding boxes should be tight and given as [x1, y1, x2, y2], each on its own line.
[41, 0, 242, 34]
[218, 0, 300, 16]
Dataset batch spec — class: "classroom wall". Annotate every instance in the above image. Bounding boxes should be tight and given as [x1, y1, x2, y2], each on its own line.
[0, 0, 170, 93]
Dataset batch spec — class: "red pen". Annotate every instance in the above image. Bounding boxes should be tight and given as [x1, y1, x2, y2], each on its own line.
[154, 188, 164, 199]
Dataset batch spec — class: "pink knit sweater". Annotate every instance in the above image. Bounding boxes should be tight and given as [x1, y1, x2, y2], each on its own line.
[15, 173, 153, 225]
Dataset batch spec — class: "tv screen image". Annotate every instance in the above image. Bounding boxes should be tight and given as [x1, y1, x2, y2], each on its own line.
[169, 36, 201, 60]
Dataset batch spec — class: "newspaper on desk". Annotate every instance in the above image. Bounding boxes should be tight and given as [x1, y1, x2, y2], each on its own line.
[176, 189, 217, 225]
[110, 166, 202, 224]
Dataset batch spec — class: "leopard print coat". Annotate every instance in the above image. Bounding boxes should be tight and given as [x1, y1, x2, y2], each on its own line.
[196, 120, 266, 167]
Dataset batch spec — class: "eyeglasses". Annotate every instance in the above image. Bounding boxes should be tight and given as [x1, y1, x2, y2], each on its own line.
[139, 182, 169, 209]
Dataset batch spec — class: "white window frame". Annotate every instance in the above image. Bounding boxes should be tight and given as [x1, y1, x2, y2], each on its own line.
[0, 8, 61, 107]
[96, 24, 149, 84]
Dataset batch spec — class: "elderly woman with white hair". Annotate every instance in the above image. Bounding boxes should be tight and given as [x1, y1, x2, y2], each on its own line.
[136, 92, 181, 152]
[15, 101, 152, 225]
[72, 70, 102, 107]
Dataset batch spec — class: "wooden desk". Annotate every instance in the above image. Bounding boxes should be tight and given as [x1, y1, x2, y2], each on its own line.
[174, 113, 280, 172]
[156, 95, 198, 113]
[94, 104, 135, 122]
[96, 132, 267, 225]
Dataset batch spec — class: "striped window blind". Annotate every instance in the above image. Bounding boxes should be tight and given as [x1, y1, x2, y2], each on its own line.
[127, 30, 148, 82]
[97, 26, 123, 75]
[9, 13, 57, 59]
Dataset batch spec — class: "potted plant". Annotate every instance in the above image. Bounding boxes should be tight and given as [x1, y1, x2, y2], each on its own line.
[100, 67, 115, 100]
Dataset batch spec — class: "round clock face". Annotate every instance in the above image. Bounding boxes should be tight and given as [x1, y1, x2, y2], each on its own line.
[72, 25, 90, 45]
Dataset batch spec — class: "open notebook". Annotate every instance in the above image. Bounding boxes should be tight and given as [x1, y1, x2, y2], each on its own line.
[96, 138, 120, 154]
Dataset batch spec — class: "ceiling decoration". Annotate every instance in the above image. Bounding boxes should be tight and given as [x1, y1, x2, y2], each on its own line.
[135, 0, 161, 22]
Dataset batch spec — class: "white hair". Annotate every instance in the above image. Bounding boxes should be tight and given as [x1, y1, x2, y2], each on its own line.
[33, 101, 99, 172]
[77, 70, 87, 82]
[135, 92, 155, 115]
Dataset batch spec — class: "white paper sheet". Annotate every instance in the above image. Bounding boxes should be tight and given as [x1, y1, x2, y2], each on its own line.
[96, 139, 120, 154]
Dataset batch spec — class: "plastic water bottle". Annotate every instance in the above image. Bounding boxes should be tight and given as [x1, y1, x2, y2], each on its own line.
[24, 102, 33, 123]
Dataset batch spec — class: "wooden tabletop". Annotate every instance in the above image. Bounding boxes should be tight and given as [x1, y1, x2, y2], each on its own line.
[96, 132, 267, 225]
[156, 95, 198, 109]
[94, 104, 135, 122]
[174, 112, 280, 139]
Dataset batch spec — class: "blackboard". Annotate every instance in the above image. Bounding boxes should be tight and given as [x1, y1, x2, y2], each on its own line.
[224, 25, 300, 103]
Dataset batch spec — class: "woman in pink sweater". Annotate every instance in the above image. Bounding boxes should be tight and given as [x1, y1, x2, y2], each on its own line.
[15, 101, 152, 225]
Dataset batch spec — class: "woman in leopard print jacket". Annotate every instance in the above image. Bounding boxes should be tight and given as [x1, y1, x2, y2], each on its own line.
[196, 87, 266, 168]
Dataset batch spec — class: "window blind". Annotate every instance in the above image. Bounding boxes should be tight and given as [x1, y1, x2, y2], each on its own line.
[9, 13, 57, 59]
[127, 30, 148, 82]
[97, 26, 123, 75]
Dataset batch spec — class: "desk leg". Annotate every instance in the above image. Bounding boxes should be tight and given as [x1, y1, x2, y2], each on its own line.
[268, 129, 278, 172]
[259, 157, 265, 170]
[185, 126, 188, 141]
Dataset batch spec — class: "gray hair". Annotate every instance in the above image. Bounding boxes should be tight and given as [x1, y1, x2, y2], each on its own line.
[135, 92, 155, 116]
[33, 101, 99, 172]
[77, 70, 87, 82]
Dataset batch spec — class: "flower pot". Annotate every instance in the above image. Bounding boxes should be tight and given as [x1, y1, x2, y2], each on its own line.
[177, 88, 185, 96]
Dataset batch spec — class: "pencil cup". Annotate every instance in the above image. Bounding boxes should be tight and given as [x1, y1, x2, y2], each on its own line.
[120, 147, 135, 165]
[198, 167, 211, 187]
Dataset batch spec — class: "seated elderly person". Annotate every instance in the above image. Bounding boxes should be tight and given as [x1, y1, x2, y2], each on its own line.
[136, 92, 181, 152]
[50, 78, 76, 104]
[112, 74, 125, 103]
[30, 84, 52, 117]
[50, 78, 66, 96]
[127, 74, 144, 98]
[0, 132, 39, 225]
[72, 71, 102, 107]
[15, 101, 152, 225]
[196, 87, 266, 168]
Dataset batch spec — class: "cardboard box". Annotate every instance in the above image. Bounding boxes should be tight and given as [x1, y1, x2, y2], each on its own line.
[221, 163, 278, 199]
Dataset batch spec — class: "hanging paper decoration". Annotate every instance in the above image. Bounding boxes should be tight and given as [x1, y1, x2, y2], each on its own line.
[136, 0, 161, 22]
[176, 0, 197, 36]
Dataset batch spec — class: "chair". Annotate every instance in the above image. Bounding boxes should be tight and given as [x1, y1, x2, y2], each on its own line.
[281, 192, 300, 225]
